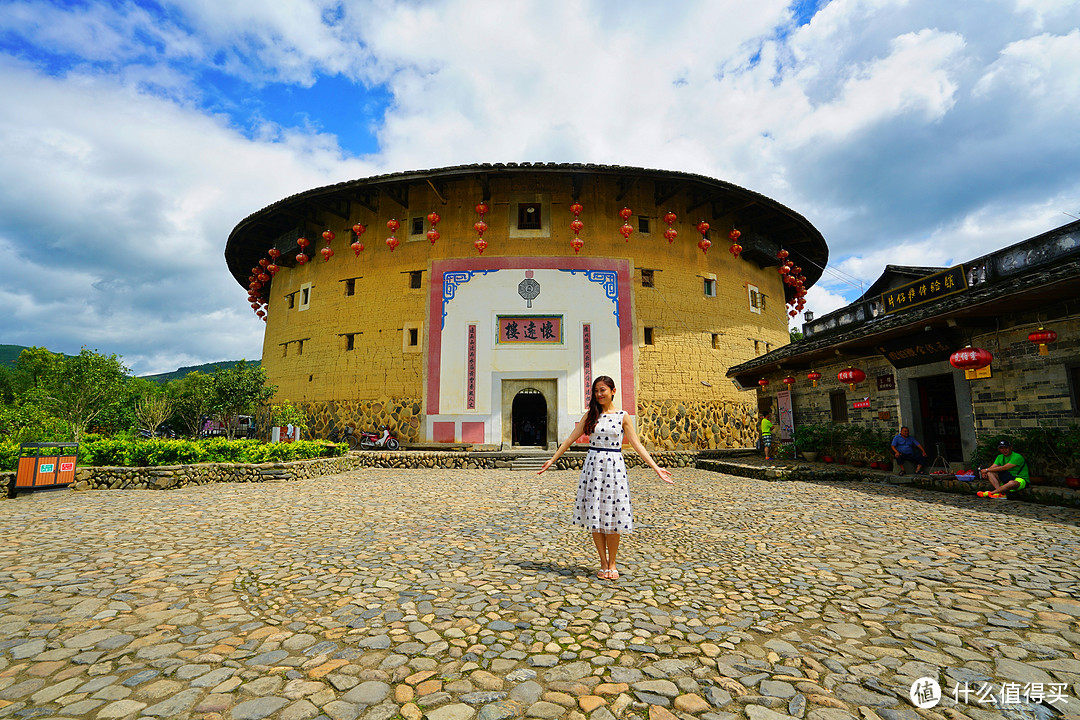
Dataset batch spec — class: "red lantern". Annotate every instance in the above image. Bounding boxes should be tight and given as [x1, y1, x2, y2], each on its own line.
[783, 376, 796, 388]
[570, 237, 584, 254]
[949, 346, 993, 370]
[297, 237, 309, 248]
[1028, 327, 1057, 356]
[322, 230, 335, 243]
[837, 367, 866, 391]
[268, 248, 281, 259]
[697, 221, 710, 235]
[729, 243, 742, 257]
[427, 211, 441, 226]
[757, 378, 769, 389]
[777, 249, 789, 260]
[570, 202, 584, 216]
[663, 211, 677, 226]
[256, 309, 265, 318]
[570, 218, 584, 235]
[620, 223, 633, 240]
[267, 263, 278, 275]
[250, 302, 259, 310]
[321, 247, 333, 261]
[386, 235, 399, 252]
[619, 207, 633, 221]
[807, 371, 821, 387]
[476, 202, 489, 216]
[296, 253, 308, 265]
[259, 258, 269, 268]
[474, 238, 487, 255]
[352, 223, 365, 237]
[663, 227, 678, 244]
[474, 220, 488, 236]
[387, 219, 400, 233]
[729, 229, 741, 241]
[258, 273, 269, 282]
[426, 228, 440, 244]
[351, 241, 364, 256]
[698, 237, 712, 254]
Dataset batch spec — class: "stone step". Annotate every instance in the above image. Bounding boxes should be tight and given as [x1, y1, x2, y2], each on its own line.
[510, 457, 549, 471]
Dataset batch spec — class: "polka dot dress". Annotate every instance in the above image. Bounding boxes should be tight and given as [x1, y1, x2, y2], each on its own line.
[573, 410, 633, 534]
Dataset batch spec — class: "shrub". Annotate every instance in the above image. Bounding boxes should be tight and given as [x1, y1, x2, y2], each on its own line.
[0, 442, 17, 472]
[83, 438, 132, 467]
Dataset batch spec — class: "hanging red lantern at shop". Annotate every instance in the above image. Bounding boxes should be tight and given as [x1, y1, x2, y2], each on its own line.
[296, 236, 309, 264]
[258, 258, 269, 268]
[837, 367, 866, 391]
[1028, 327, 1057, 356]
[728, 228, 742, 257]
[783, 375, 796, 389]
[321, 230, 335, 261]
[427, 211, 441, 244]
[268, 248, 280, 260]
[322, 229, 335, 243]
[296, 253, 308, 264]
[570, 202, 584, 254]
[321, 246, 333, 261]
[949, 346, 993, 370]
[757, 378, 769, 389]
[258, 272, 269, 282]
[777, 249, 789, 260]
[663, 211, 678, 244]
[619, 207, 634, 241]
[473, 202, 489, 255]
[267, 263, 279, 276]
[696, 221, 711, 254]
[386, 218, 401, 251]
[807, 371, 822, 387]
[351, 223, 366, 255]
[387, 219, 400, 233]
[386, 234, 399, 252]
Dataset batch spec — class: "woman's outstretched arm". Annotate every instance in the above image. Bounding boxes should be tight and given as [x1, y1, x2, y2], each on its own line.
[623, 413, 673, 483]
[537, 413, 588, 474]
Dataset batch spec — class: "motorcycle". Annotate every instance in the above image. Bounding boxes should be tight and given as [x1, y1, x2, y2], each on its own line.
[328, 425, 359, 451]
[359, 426, 400, 451]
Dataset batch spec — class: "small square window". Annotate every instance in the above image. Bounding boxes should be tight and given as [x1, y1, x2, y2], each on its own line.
[644, 327, 655, 345]
[641, 269, 655, 288]
[411, 217, 424, 235]
[712, 333, 720, 349]
[748, 284, 762, 314]
[409, 271, 423, 289]
[518, 203, 541, 230]
[299, 282, 312, 311]
[409, 328, 419, 346]
[345, 334, 355, 351]
[287, 293, 296, 309]
[297, 340, 305, 356]
[638, 216, 650, 234]
[345, 279, 355, 296]
[704, 278, 716, 297]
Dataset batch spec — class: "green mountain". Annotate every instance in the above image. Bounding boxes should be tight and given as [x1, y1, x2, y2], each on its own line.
[0, 345, 258, 382]
[140, 360, 261, 383]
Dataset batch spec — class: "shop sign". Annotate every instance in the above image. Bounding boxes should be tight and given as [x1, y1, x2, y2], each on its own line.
[853, 398, 871, 409]
[876, 330, 956, 368]
[876, 374, 895, 391]
[497, 315, 563, 344]
[965, 365, 992, 380]
[881, 265, 967, 314]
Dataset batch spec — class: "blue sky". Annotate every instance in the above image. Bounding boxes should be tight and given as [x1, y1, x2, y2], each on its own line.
[1, 0, 1079, 374]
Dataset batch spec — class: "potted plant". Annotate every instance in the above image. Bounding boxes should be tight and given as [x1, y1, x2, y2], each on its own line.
[793, 423, 830, 463]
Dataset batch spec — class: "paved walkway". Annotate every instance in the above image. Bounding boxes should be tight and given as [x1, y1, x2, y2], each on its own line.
[1, 468, 1078, 720]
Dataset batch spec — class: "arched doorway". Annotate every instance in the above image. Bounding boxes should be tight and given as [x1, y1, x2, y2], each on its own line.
[512, 389, 547, 447]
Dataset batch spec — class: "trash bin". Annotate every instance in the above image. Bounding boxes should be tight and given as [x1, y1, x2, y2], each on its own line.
[11, 443, 79, 497]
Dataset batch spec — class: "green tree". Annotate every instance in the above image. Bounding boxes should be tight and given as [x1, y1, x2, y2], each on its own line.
[789, 328, 804, 343]
[13, 346, 63, 394]
[38, 348, 129, 441]
[132, 383, 174, 437]
[211, 361, 276, 440]
[167, 371, 215, 438]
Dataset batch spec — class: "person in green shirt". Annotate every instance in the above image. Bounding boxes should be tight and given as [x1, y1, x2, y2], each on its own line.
[977, 440, 1028, 498]
[760, 412, 774, 460]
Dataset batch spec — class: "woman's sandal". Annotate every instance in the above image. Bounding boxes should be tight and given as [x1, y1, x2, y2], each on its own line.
[597, 569, 612, 580]
[609, 569, 619, 580]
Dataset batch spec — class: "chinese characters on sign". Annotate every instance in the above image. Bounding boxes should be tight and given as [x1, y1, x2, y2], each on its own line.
[582, 324, 592, 411]
[876, 330, 957, 368]
[497, 315, 563, 344]
[466, 324, 477, 410]
[853, 398, 871, 410]
[876, 374, 895, 391]
[882, 265, 967, 314]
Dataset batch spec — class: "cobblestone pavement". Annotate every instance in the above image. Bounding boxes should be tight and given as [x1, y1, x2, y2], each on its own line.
[2, 468, 1079, 720]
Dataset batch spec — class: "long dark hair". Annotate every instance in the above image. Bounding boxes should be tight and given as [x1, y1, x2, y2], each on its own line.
[583, 376, 616, 436]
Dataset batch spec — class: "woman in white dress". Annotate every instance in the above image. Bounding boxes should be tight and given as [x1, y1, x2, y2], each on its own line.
[538, 376, 673, 580]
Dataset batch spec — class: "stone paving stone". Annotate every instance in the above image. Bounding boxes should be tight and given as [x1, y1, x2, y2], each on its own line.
[0, 468, 1078, 720]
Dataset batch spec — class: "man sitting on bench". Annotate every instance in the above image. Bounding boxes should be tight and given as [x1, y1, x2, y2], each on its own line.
[891, 426, 928, 475]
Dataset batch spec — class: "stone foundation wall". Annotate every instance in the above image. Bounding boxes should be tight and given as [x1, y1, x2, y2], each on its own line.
[264, 397, 424, 443]
[636, 399, 758, 450]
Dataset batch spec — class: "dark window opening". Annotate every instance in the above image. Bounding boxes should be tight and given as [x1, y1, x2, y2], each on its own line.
[297, 340, 304, 356]
[409, 271, 423, 289]
[712, 333, 720, 349]
[345, 279, 355, 296]
[704, 278, 716, 296]
[830, 391, 848, 423]
[641, 269, 655, 288]
[287, 293, 296, 309]
[517, 203, 541, 230]
[301, 287, 310, 306]
[644, 327, 654, 346]
[638, 217, 650, 233]
[409, 328, 419, 346]
[411, 217, 424, 235]
[345, 334, 355, 351]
